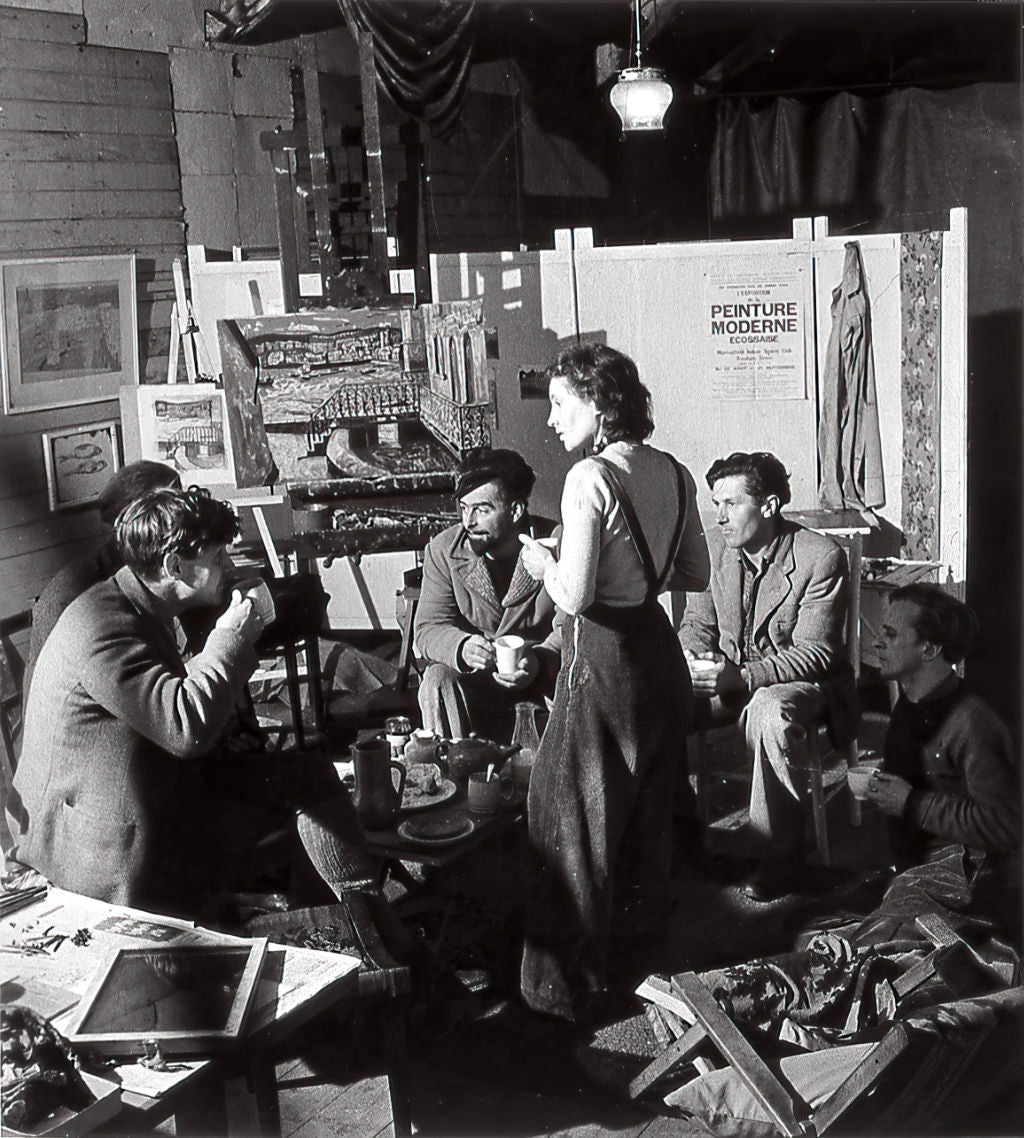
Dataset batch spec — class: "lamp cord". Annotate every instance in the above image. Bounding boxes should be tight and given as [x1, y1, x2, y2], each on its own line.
[634, 0, 643, 68]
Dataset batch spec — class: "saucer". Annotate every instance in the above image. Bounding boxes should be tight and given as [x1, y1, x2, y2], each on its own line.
[397, 816, 475, 847]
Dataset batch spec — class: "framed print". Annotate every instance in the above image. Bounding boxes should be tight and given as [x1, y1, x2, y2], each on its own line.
[64, 939, 268, 1057]
[41, 420, 121, 512]
[121, 383, 238, 488]
[1, 254, 138, 414]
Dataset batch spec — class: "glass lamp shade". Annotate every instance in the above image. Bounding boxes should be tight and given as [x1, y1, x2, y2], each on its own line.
[609, 66, 674, 133]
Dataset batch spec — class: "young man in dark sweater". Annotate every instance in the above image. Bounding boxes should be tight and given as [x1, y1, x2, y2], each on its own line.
[868, 584, 1019, 912]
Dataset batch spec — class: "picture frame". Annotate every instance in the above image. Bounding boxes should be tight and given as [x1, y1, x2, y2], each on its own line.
[40, 420, 121, 512]
[64, 939, 268, 1058]
[119, 383, 238, 489]
[1, 254, 138, 414]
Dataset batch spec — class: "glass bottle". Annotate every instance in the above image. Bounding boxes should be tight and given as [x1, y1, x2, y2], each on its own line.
[509, 701, 542, 790]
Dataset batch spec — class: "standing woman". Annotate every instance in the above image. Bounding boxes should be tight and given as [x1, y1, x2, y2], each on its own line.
[519, 344, 710, 1023]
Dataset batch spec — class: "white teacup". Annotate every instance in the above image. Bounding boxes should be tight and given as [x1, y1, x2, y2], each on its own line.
[494, 634, 526, 676]
[847, 758, 883, 801]
[244, 580, 276, 625]
[688, 657, 720, 681]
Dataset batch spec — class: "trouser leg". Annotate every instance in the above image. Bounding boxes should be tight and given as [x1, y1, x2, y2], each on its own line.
[417, 662, 529, 742]
[417, 663, 474, 738]
[742, 682, 826, 858]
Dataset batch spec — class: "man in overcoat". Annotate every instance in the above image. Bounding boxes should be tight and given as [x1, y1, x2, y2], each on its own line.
[416, 448, 560, 741]
[680, 451, 858, 901]
[8, 486, 383, 923]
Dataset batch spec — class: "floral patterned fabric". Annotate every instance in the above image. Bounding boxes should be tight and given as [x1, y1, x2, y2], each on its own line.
[900, 232, 943, 559]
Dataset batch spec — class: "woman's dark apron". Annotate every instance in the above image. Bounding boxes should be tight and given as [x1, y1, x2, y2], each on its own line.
[520, 456, 693, 1021]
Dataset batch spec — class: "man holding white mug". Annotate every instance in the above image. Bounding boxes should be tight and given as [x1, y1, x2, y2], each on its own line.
[415, 448, 561, 741]
[869, 584, 1018, 878]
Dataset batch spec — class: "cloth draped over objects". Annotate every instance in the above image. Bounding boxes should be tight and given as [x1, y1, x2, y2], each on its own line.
[817, 241, 886, 511]
[338, 0, 479, 140]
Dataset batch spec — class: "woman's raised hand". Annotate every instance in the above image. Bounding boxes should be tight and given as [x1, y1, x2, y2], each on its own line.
[519, 534, 556, 580]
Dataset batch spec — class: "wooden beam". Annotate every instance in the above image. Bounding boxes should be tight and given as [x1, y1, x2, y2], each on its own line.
[263, 145, 300, 312]
[300, 36, 339, 283]
[358, 28, 389, 275]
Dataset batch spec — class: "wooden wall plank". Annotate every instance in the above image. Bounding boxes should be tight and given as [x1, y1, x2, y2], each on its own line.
[0, 28, 184, 622]
[0, 70, 169, 109]
[0, 130, 178, 165]
[0, 217, 184, 249]
[0, 190, 183, 222]
[0, 160, 180, 193]
[0, 5, 85, 44]
[0, 100, 174, 137]
[0, 39, 168, 82]
[0, 491, 51, 532]
[3, 512, 109, 560]
[1, 539, 103, 619]
[0, 401, 120, 443]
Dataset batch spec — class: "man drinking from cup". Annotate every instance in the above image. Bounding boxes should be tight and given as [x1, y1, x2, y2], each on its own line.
[869, 584, 1019, 902]
[415, 448, 560, 741]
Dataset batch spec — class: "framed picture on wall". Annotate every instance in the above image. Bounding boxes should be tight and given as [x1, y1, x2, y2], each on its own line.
[41, 420, 121, 512]
[1, 254, 138, 414]
[120, 383, 238, 489]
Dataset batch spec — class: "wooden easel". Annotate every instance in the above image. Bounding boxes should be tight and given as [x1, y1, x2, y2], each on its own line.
[167, 257, 215, 383]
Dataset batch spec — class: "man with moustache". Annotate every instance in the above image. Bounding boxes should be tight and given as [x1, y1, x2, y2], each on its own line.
[416, 448, 559, 741]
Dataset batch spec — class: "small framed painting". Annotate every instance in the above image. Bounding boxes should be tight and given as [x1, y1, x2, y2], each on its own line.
[121, 383, 238, 488]
[41, 420, 121, 512]
[1, 254, 138, 414]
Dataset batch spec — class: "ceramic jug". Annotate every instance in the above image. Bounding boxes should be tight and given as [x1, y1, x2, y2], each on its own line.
[351, 738, 407, 829]
[404, 728, 441, 765]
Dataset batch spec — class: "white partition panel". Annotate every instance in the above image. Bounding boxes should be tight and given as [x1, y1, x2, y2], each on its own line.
[430, 214, 966, 581]
[940, 209, 968, 584]
[572, 222, 820, 516]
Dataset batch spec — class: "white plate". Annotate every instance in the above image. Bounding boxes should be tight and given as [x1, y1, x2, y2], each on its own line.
[397, 816, 475, 847]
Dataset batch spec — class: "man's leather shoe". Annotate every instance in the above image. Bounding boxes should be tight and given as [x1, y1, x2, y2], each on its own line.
[740, 861, 798, 903]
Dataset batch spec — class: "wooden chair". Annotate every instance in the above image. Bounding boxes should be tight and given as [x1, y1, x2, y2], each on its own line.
[693, 533, 864, 866]
[243, 896, 413, 1137]
[394, 566, 423, 693]
[253, 575, 329, 749]
[0, 609, 31, 785]
[0, 609, 31, 854]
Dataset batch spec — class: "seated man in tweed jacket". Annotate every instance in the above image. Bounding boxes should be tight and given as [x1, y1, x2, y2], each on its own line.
[8, 487, 390, 930]
[680, 451, 858, 902]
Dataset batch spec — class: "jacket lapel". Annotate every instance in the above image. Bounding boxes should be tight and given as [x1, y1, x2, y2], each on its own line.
[754, 528, 796, 632]
[502, 556, 540, 609]
[451, 542, 503, 619]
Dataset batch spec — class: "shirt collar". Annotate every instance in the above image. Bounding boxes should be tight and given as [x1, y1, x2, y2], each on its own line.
[739, 530, 784, 575]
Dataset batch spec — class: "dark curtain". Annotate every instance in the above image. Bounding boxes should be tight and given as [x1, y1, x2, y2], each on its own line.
[338, 0, 478, 140]
[709, 83, 1022, 729]
[710, 85, 1020, 309]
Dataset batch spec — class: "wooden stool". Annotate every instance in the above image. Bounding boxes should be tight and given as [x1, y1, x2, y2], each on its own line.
[244, 896, 413, 1136]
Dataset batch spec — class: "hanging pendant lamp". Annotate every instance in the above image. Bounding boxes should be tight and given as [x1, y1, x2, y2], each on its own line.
[609, 0, 673, 134]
